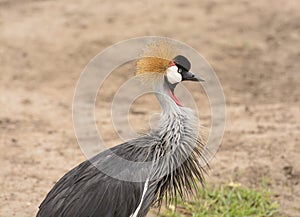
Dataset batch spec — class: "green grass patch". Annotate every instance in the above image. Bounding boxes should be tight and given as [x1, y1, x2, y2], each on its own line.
[159, 182, 280, 217]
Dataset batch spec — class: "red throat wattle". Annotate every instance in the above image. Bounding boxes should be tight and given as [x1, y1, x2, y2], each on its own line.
[166, 61, 183, 106]
[167, 89, 183, 107]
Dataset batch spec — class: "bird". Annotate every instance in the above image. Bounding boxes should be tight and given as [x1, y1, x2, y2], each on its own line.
[37, 40, 209, 217]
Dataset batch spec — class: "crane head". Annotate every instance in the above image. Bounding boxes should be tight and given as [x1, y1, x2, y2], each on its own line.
[136, 40, 204, 106]
[166, 55, 204, 84]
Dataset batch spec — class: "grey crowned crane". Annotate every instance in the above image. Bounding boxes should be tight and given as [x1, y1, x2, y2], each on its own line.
[37, 41, 209, 217]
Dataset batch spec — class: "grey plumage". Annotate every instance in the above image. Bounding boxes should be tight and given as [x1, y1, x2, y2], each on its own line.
[37, 56, 208, 217]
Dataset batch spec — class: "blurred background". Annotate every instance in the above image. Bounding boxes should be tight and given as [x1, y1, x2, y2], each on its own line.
[0, 0, 299, 216]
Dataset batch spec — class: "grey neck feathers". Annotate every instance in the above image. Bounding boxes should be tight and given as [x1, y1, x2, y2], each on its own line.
[153, 78, 199, 148]
[136, 79, 207, 217]
[154, 80, 180, 113]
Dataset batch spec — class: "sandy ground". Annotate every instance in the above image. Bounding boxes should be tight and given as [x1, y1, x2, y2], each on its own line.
[1, 0, 300, 216]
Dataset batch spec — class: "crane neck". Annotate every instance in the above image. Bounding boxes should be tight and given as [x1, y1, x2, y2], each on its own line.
[153, 77, 199, 151]
[154, 77, 181, 116]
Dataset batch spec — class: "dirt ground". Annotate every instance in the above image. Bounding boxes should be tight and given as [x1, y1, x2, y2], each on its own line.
[1, 0, 299, 216]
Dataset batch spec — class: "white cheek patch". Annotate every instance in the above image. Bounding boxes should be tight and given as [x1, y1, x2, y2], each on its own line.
[166, 66, 182, 84]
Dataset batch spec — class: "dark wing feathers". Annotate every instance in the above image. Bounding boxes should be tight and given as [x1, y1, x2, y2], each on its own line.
[37, 140, 152, 217]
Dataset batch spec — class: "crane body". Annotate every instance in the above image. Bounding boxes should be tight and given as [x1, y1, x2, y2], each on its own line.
[37, 42, 208, 217]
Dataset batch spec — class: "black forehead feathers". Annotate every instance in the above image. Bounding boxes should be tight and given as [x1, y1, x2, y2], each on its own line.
[173, 55, 191, 71]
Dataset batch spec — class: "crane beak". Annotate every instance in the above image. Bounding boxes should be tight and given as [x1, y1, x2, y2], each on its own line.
[182, 71, 205, 82]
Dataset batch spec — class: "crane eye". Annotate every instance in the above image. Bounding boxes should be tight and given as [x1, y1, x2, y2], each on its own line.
[178, 68, 183, 73]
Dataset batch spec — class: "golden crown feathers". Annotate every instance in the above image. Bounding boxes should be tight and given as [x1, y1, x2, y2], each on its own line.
[136, 40, 178, 77]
